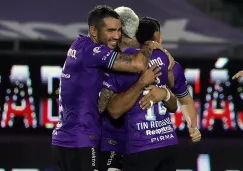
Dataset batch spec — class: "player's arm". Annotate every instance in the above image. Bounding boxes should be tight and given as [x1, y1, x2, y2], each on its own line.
[98, 84, 142, 117]
[170, 62, 201, 142]
[106, 81, 145, 119]
[87, 41, 162, 73]
[164, 89, 178, 113]
[139, 86, 178, 113]
[98, 79, 146, 118]
[98, 88, 115, 114]
[108, 65, 161, 119]
[98, 72, 118, 114]
[99, 65, 161, 119]
[177, 94, 197, 128]
[177, 93, 201, 142]
[112, 42, 161, 73]
[170, 62, 194, 125]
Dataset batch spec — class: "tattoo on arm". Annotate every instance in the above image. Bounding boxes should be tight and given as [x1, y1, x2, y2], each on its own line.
[98, 88, 115, 114]
[116, 53, 133, 64]
[139, 46, 152, 60]
[113, 46, 152, 72]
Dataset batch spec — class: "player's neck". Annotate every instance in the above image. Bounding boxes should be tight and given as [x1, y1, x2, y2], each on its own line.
[119, 36, 139, 51]
[88, 34, 98, 43]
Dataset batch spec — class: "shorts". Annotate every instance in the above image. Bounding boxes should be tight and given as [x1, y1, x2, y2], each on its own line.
[52, 145, 99, 171]
[123, 145, 178, 171]
[100, 151, 123, 171]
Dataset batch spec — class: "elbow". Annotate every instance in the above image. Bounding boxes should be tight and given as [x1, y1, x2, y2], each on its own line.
[168, 82, 174, 89]
[169, 106, 178, 113]
[107, 107, 122, 119]
[167, 103, 178, 113]
[111, 115, 120, 119]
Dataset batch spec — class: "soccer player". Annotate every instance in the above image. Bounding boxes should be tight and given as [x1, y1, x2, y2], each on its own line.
[141, 61, 202, 142]
[137, 17, 201, 143]
[99, 7, 140, 171]
[137, 17, 201, 142]
[99, 17, 178, 171]
[51, 5, 163, 171]
[232, 70, 243, 79]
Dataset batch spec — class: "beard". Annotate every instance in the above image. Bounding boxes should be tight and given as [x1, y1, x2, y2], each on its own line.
[96, 30, 107, 45]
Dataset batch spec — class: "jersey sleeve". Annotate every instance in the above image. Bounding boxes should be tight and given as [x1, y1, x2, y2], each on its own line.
[123, 48, 138, 54]
[170, 62, 189, 98]
[84, 44, 118, 69]
[102, 47, 137, 93]
[102, 72, 120, 93]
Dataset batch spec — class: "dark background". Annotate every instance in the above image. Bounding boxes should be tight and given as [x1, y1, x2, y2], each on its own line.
[0, 55, 242, 171]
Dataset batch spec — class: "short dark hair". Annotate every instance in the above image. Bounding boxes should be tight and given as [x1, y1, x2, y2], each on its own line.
[136, 17, 160, 44]
[142, 17, 161, 32]
[88, 5, 120, 29]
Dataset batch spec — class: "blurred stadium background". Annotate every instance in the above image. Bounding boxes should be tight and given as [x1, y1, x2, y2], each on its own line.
[0, 0, 243, 170]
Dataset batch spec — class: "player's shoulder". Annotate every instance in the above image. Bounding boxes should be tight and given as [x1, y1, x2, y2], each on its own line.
[151, 49, 169, 65]
[173, 61, 184, 72]
[72, 35, 92, 48]
[71, 35, 102, 51]
[172, 61, 186, 80]
[153, 49, 167, 56]
[123, 47, 139, 54]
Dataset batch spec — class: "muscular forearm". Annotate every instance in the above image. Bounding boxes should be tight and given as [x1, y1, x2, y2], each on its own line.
[108, 81, 144, 119]
[178, 94, 197, 127]
[98, 88, 114, 114]
[112, 47, 153, 73]
[164, 91, 177, 113]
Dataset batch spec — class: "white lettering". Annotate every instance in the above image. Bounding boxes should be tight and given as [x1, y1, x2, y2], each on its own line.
[148, 57, 165, 67]
[146, 125, 173, 135]
[93, 46, 101, 54]
[151, 133, 174, 143]
[103, 81, 111, 88]
[61, 73, 70, 78]
[67, 48, 77, 59]
[150, 118, 172, 128]
[107, 151, 116, 166]
[91, 147, 96, 167]
[136, 122, 149, 130]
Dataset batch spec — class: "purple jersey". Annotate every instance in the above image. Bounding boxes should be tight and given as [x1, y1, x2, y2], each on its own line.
[52, 35, 118, 148]
[101, 48, 178, 154]
[171, 62, 189, 98]
[100, 113, 126, 153]
[100, 73, 126, 153]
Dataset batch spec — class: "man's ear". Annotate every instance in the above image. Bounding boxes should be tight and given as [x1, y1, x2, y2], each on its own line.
[89, 26, 98, 38]
[160, 35, 163, 44]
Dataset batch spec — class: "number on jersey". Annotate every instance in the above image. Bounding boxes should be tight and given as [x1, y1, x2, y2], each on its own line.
[143, 90, 167, 121]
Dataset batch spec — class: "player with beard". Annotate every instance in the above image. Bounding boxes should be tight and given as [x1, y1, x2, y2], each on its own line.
[51, 5, 163, 171]
[99, 16, 178, 171]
